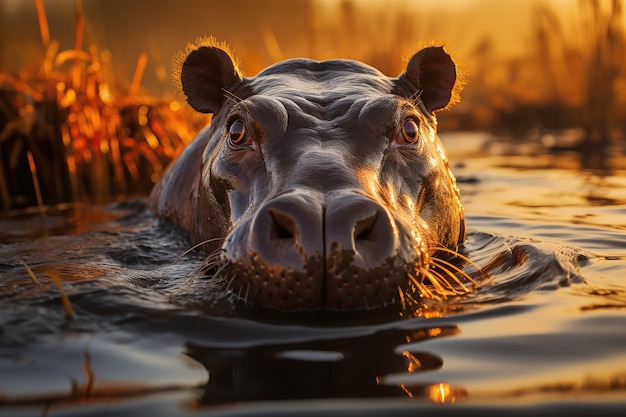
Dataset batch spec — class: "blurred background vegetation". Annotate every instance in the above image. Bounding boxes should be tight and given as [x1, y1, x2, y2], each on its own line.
[0, 0, 625, 212]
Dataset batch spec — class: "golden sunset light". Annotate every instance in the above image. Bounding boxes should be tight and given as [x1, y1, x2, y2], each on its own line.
[1, 1, 626, 414]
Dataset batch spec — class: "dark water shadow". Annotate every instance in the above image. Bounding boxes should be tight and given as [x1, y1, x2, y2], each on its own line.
[184, 323, 457, 407]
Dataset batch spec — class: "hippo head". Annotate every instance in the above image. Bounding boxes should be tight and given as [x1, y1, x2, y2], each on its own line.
[150, 40, 466, 311]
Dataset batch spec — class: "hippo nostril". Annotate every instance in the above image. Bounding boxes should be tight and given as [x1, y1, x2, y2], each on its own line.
[354, 211, 379, 242]
[244, 196, 322, 279]
[268, 208, 298, 240]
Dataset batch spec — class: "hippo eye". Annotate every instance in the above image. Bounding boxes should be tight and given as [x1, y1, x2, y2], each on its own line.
[227, 119, 247, 144]
[397, 117, 420, 144]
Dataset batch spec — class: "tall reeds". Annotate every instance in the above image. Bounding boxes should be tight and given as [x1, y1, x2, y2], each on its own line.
[468, 0, 625, 142]
[531, 0, 624, 146]
[305, 0, 439, 76]
[0, 0, 202, 213]
[579, 0, 624, 146]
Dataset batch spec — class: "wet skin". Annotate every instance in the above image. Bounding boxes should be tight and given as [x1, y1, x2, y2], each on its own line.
[149, 41, 465, 311]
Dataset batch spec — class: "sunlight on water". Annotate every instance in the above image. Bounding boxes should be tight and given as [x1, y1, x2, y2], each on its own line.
[0, 133, 625, 416]
[426, 383, 466, 404]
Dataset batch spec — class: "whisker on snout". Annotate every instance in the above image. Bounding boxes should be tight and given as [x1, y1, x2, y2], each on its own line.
[176, 241, 484, 313]
[168, 244, 225, 295]
[430, 258, 474, 289]
[198, 253, 227, 277]
[401, 246, 489, 309]
[171, 238, 226, 290]
[173, 237, 225, 265]
[431, 246, 486, 279]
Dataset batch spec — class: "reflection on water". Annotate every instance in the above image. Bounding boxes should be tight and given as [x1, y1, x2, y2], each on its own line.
[425, 383, 467, 403]
[1, 133, 626, 416]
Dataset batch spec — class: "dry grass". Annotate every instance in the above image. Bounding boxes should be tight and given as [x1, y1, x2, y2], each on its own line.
[0, 0, 204, 212]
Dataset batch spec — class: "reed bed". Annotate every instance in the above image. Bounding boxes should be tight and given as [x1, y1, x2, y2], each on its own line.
[0, 0, 203, 212]
[463, 0, 626, 142]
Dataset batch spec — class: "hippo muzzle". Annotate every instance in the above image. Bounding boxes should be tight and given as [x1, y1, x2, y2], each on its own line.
[150, 39, 467, 311]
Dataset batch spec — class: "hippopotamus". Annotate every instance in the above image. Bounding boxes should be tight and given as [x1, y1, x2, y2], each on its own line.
[149, 39, 467, 311]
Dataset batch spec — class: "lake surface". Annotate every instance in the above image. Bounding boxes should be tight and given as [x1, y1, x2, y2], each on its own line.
[1, 132, 625, 416]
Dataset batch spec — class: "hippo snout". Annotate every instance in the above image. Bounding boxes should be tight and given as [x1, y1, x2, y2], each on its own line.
[223, 192, 411, 311]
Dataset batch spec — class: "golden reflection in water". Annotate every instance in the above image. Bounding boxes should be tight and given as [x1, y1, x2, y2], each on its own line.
[379, 326, 467, 402]
[428, 327, 443, 337]
[426, 382, 468, 403]
[401, 351, 422, 374]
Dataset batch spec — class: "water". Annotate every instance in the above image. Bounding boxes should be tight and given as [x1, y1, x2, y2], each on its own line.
[1, 132, 625, 416]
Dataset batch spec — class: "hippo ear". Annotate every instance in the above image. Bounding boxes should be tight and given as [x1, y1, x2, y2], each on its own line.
[179, 45, 243, 114]
[401, 46, 457, 113]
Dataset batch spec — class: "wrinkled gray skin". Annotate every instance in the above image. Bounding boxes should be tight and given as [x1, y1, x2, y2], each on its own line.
[149, 44, 465, 311]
